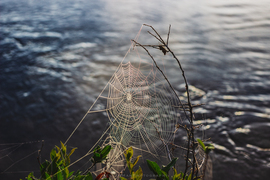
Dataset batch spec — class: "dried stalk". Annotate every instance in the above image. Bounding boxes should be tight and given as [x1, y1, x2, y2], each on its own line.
[133, 24, 199, 179]
[37, 140, 44, 167]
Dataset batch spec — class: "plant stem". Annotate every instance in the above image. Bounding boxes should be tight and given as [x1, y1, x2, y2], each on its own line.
[166, 36, 197, 180]
[37, 140, 44, 167]
[131, 40, 189, 122]
[135, 24, 201, 179]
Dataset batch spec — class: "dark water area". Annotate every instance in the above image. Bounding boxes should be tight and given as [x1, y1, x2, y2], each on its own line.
[1, 0, 270, 179]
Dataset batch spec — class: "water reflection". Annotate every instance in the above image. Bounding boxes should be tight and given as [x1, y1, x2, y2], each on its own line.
[1, 0, 270, 179]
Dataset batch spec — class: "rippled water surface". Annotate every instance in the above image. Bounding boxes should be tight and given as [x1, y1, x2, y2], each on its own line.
[1, 0, 270, 179]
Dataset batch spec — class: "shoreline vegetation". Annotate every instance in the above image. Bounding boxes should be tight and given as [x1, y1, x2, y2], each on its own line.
[21, 24, 214, 180]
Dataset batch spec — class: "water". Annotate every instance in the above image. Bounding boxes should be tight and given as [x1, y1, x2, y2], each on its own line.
[1, 0, 270, 179]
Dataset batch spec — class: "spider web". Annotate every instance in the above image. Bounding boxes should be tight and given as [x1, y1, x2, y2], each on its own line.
[64, 26, 188, 175]
[106, 61, 181, 157]
[0, 141, 43, 177]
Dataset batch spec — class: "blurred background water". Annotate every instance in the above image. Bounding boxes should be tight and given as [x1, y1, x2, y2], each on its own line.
[1, 0, 270, 179]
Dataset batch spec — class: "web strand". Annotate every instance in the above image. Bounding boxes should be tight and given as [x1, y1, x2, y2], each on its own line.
[61, 24, 186, 175]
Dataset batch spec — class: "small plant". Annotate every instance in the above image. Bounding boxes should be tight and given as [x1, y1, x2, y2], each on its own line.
[171, 168, 192, 180]
[22, 142, 112, 180]
[197, 139, 214, 180]
[92, 145, 112, 164]
[84, 145, 112, 176]
[88, 145, 112, 180]
[196, 139, 214, 155]
[120, 147, 143, 180]
[29, 141, 79, 180]
[147, 157, 203, 180]
[146, 158, 177, 180]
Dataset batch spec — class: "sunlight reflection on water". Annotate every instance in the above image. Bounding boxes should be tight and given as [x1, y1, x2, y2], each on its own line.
[1, 0, 270, 179]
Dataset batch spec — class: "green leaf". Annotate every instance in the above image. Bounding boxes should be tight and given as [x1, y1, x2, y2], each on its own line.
[172, 174, 181, 180]
[73, 171, 84, 180]
[26, 175, 32, 180]
[204, 143, 215, 154]
[100, 145, 111, 159]
[63, 167, 69, 179]
[187, 173, 192, 180]
[160, 170, 169, 180]
[50, 148, 57, 161]
[60, 141, 67, 156]
[92, 152, 102, 163]
[120, 177, 128, 180]
[206, 144, 215, 153]
[181, 172, 184, 179]
[197, 138, 206, 151]
[129, 163, 134, 174]
[55, 146, 61, 154]
[161, 158, 178, 174]
[68, 171, 74, 178]
[40, 160, 50, 179]
[26, 172, 34, 180]
[44, 172, 52, 180]
[146, 160, 162, 176]
[84, 172, 93, 180]
[94, 152, 101, 158]
[73, 176, 83, 180]
[172, 168, 182, 180]
[94, 146, 101, 153]
[173, 167, 177, 175]
[205, 146, 214, 154]
[92, 146, 109, 164]
[57, 171, 64, 180]
[125, 147, 133, 162]
[132, 155, 141, 167]
[50, 160, 60, 175]
[207, 144, 215, 150]
[132, 166, 143, 180]
[124, 147, 135, 173]
[68, 147, 77, 158]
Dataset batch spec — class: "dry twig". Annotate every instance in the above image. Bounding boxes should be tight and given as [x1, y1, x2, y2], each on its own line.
[133, 24, 199, 179]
